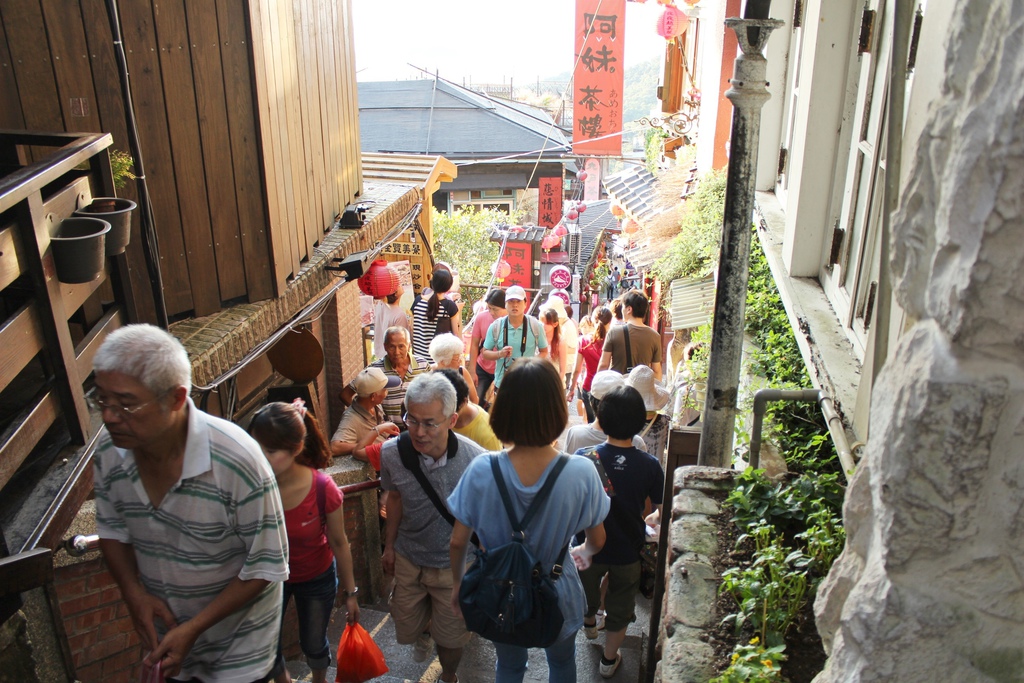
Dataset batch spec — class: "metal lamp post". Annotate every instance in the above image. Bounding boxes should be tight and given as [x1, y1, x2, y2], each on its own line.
[698, 12, 783, 468]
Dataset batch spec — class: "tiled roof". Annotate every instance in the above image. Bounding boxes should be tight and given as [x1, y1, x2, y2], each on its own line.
[359, 79, 570, 161]
[602, 166, 661, 222]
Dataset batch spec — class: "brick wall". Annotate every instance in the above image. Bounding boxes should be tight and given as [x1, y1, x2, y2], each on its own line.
[323, 281, 367, 431]
[54, 557, 143, 683]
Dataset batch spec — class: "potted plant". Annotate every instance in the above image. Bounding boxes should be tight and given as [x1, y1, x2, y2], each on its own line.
[51, 217, 110, 283]
[73, 150, 137, 255]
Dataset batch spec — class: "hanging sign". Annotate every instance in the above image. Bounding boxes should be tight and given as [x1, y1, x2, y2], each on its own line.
[573, 0, 626, 156]
[549, 289, 571, 306]
[502, 242, 532, 288]
[549, 265, 573, 290]
[583, 158, 602, 201]
[538, 177, 563, 227]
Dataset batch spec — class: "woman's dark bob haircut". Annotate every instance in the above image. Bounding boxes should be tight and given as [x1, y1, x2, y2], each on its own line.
[489, 357, 568, 447]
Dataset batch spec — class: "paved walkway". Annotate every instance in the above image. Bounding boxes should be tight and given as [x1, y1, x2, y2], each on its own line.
[283, 592, 652, 682]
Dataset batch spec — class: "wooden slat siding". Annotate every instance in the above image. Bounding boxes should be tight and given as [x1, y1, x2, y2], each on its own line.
[0, 14, 25, 130]
[0, 391, 57, 493]
[299, 0, 327, 249]
[39, 0, 104, 135]
[118, 0, 193, 314]
[280, 0, 311, 274]
[291, 0, 316, 260]
[215, 0, 272, 301]
[318, 0, 340, 214]
[266, 0, 299, 284]
[250, 0, 293, 289]
[0, 303, 44, 390]
[334, 0, 352, 206]
[314, 0, 335, 227]
[184, 0, 245, 302]
[340, 0, 361, 201]
[78, 0, 151, 322]
[17, 193, 89, 444]
[0, 0, 63, 132]
[152, 0, 219, 316]
[74, 305, 123, 381]
[0, 223, 24, 291]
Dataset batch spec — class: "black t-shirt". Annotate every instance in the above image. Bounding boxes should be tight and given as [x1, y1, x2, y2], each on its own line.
[588, 444, 664, 565]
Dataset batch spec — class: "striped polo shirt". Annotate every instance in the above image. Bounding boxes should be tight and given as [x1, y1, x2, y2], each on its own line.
[94, 398, 289, 683]
[369, 353, 432, 429]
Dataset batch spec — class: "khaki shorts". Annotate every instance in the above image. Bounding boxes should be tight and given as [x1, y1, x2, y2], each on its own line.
[580, 560, 642, 633]
[391, 551, 471, 649]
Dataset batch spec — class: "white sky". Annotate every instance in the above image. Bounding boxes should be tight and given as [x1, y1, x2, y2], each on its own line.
[351, 0, 668, 84]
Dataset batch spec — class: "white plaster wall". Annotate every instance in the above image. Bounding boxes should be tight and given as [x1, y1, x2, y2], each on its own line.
[753, 0, 793, 191]
[814, 2, 1024, 679]
[694, 0, 728, 176]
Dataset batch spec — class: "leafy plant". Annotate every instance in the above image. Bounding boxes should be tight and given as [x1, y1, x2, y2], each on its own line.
[710, 638, 788, 683]
[650, 169, 727, 284]
[725, 469, 844, 535]
[109, 149, 136, 190]
[795, 508, 847, 579]
[432, 206, 514, 287]
[644, 128, 668, 174]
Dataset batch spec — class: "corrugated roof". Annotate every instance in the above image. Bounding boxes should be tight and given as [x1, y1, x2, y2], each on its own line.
[603, 167, 660, 222]
[359, 79, 570, 161]
[486, 200, 615, 266]
[362, 152, 456, 191]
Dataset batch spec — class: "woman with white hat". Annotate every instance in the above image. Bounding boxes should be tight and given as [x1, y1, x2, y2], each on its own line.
[624, 365, 671, 463]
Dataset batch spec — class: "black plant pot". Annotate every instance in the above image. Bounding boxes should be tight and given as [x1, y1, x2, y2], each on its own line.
[74, 197, 136, 255]
[51, 217, 110, 284]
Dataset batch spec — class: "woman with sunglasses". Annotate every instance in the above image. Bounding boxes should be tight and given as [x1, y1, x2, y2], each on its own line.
[248, 400, 360, 683]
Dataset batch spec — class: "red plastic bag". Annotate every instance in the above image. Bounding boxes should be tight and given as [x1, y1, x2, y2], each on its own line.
[334, 622, 388, 683]
[139, 658, 163, 683]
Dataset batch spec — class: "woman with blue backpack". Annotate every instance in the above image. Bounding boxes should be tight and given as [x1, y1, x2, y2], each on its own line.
[249, 400, 360, 683]
[448, 357, 609, 683]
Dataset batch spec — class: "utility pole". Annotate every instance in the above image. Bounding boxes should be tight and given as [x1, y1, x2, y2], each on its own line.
[698, 7, 782, 468]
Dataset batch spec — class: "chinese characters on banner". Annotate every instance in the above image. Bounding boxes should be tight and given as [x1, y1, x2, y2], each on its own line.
[502, 242, 533, 289]
[538, 177, 563, 227]
[573, 0, 625, 156]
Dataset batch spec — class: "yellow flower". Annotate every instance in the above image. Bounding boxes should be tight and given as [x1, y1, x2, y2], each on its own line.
[749, 636, 760, 645]
[762, 660, 774, 669]
[731, 653, 739, 664]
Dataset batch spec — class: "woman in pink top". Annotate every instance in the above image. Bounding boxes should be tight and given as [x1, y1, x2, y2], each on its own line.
[468, 288, 506, 407]
[249, 400, 360, 683]
[567, 306, 613, 422]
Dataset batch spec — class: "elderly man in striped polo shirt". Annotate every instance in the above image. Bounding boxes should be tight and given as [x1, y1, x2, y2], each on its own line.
[369, 326, 432, 430]
[92, 325, 288, 683]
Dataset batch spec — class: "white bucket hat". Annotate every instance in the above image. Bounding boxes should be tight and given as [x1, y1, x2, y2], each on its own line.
[590, 370, 626, 400]
[626, 365, 670, 412]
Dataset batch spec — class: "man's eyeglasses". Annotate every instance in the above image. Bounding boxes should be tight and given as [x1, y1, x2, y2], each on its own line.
[88, 393, 164, 418]
[403, 414, 444, 432]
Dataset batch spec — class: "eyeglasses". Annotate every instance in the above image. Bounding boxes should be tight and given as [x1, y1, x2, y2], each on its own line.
[403, 414, 444, 432]
[88, 393, 164, 418]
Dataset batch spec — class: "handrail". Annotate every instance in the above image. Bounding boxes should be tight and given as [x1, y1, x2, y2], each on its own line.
[0, 131, 112, 214]
[58, 478, 383, 556]
[748, 388, 857, 481]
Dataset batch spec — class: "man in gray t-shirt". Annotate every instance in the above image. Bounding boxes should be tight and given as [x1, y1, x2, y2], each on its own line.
[380, 373, 483, 683]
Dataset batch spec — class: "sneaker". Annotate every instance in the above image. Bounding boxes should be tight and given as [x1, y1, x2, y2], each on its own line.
[596, 609, 607, 631]
[599, 653, 622, 678]
[583, 621, 599, 639]
[413, 633, 434, 663]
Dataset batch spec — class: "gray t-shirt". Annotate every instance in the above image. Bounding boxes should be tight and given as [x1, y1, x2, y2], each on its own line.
[380, 433, 485, 567]
[562, 423, 646, 455]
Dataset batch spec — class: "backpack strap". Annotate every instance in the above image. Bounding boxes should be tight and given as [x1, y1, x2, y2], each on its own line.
[623, 325, 634, 373]
[490, 454, 571, 578]
[314, 470, 328, 532]
[398, 431, 458, 527]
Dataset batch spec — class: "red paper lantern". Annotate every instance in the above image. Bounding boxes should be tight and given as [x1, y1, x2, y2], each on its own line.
[552, 223, 568, 237]
[566, 209, 580, 221]
[623, 219, 640, 235]
[494, 259, 512, 281]
[357, 259, 399, 298]
[657, 6, 687, 38]
[542, 233, 562, 252]
[577, 202, 588, 214]
[577, 170, 589, 182]
[611, 204, 625, 217]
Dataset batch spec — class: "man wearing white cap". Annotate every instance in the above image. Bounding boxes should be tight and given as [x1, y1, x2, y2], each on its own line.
[481, 285, 548, 392]
[331, 367, 401, 464]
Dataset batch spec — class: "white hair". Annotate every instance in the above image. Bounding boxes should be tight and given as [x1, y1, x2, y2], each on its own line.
[428, 333, 465, 367]
[93, 324, 192, 394]
[405, 372, 457, 417]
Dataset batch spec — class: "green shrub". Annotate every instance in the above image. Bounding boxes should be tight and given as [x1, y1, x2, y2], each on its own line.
[651, 170, 727, 284]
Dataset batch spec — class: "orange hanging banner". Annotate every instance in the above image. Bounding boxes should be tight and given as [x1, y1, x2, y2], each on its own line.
[573, 0, 626, 156]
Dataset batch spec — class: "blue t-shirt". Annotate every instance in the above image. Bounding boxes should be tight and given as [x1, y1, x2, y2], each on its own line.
[483, 315, 548, 388]
[574, 444, 664, 565]
[448, 452, 610, 642]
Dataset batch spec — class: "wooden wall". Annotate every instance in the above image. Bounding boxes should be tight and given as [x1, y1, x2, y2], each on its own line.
[0, 0, 363, 320]
[248, 0, 363, 292]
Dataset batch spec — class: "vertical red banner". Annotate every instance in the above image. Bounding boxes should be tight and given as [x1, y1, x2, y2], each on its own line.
[502, 242, 533, 289]
[573, 0, 626, 156]
[538, 177, 563, 227]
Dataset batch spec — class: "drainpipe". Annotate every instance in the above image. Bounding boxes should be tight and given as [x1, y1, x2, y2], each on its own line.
[698, 7, 783, 468]
[872, 1, 914, 384]
[748, 388, 856, 481]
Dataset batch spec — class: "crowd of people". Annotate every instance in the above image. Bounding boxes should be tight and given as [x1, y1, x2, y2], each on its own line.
[90, 261, 674, 683]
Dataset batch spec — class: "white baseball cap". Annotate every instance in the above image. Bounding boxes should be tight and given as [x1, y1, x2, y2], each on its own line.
[505, 285, 527, 301]
[351, 367, 401, 397]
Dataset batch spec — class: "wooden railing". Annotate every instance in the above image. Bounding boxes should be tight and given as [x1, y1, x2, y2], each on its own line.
[0, 130, 134, 556]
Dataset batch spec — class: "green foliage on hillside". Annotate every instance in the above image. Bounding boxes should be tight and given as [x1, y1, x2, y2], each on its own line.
[431, 206, 505, 286]
[623, 56, 662, 126]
